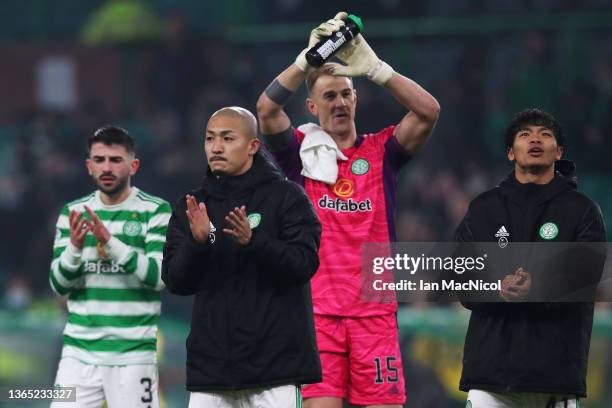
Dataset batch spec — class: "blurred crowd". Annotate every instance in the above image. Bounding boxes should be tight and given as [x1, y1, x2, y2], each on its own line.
[0, 1, 611, 311]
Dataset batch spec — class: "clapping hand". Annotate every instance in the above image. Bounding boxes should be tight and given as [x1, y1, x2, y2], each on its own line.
[69, 210, 91, 249]
[185, 195, 210, 244]
[223, 206, 252, 246]
[500, 267, 532, 302]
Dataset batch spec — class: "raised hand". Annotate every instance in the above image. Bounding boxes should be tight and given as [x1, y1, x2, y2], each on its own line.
[186, 195, 210, 244]
[223, 206, 252, 246]
[328, 34, 394, 86]
[84, 205, 111, 245]
[295, 11, 348, 73]
[69, 210, 91, 249]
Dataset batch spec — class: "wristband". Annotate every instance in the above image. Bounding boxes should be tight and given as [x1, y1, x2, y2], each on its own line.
[265, 79, 295, 106]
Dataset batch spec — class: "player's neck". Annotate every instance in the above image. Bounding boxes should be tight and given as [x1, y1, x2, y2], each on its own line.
[329, 129, 357, 150]
[99, 185, 132, 205]
[514, 165, 555, 185]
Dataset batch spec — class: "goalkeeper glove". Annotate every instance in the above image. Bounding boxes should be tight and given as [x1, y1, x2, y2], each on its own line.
[295, 12, 348, 73]
[328, 34, 395, 86]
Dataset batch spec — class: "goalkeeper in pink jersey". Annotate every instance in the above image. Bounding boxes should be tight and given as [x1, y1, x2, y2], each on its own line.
[256, 11, 440, 408]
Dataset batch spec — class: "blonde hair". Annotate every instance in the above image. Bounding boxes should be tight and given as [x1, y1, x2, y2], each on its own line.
[305, 64, 353, 95]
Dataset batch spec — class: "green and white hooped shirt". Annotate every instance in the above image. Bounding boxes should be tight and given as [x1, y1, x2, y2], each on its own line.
[50, 187, 170, 365]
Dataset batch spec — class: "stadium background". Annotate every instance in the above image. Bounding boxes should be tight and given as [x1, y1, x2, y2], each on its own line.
[0, 0, 611, 406]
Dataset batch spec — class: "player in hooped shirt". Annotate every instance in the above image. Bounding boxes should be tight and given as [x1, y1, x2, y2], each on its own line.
[257, 12, 440, 408]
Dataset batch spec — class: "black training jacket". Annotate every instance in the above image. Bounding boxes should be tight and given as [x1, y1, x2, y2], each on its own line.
[162, 151, 322, 391]
[456, 165, 607, 397]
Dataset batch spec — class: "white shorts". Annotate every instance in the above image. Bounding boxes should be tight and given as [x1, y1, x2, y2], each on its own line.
[467, 389, 579, 408]
[51, 357, 159, 408]
[188, 384, 301, 408]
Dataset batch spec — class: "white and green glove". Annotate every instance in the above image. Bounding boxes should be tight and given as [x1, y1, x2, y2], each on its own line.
[328, 34, 395, 86]
[295, 11, 348, 73]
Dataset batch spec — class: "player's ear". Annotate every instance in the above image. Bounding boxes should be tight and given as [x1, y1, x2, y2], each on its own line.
[86, 159, 93, 176]
[130, 158, 140, 176]
[556, 145, 563, 160]
[507, 147, 515, 162]
[248, 138, 260, 156]
[306, 98, 318, 116]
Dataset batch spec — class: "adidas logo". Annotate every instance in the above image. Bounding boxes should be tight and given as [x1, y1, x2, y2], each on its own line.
[495, 226, 509, 238]
[209, 221, 217, 244]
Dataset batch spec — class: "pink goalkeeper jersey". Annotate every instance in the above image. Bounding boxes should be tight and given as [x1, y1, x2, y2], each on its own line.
[270, 125, 412, 317]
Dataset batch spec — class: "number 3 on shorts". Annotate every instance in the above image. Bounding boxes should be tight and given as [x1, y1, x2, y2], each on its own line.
[141, 377, 152, 404]
[373, 356, 399, 383]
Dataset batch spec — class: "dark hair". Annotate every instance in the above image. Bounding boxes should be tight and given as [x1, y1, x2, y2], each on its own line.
[504, 108, 564, 150]
[88, 125, 135, 154]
